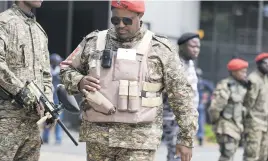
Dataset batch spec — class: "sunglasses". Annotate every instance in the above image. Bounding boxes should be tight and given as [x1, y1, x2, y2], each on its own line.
[111, 16, 134, 26]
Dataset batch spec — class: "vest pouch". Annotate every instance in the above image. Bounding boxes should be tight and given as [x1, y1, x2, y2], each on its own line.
[128, 81, 140, 113]
[114, 49, 140, 81]
[82, 89, 116, 115]
[118, 80, 128, 112]
[222, 105, 233, 120]
[114, 59, 139, 81]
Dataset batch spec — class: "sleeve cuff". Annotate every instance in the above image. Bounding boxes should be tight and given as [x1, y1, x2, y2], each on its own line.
[71, 74, 84, 94]
[176, 136, 194, 148]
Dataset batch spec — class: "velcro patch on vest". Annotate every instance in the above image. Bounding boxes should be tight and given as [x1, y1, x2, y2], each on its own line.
[142, 96, 162, 107]
[140, 91, 161, 98]
[129, 81, 139, 97]
[143, 82, 163, 92]
[119, 80, 129, 96]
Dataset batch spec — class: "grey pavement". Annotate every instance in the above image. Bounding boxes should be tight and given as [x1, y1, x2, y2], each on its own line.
[40, 131, 243, 161]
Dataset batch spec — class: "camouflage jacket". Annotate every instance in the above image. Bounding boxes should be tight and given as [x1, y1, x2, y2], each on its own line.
[0, 4, 53, 119]
[244, 70, 268, 132]
[60, 27, 198, 149]
[163, 59, 198, 120]
[208, 77, 247, 140]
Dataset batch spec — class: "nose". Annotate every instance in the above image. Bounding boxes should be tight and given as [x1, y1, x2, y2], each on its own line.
[194, 47, 200, 53]
[119, 20, 125, 28]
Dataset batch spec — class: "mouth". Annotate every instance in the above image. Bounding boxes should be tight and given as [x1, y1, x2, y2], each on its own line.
[117, 29, 127, 35]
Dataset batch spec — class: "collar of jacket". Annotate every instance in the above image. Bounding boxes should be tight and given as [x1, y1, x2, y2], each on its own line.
[11, 4, 36, 21]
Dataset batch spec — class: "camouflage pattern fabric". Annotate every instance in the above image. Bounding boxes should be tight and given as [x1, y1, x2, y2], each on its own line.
[208, 77, 247, 140]
[0, 4, 53, 161]
[180, 59, 199, 110]
[243, 70, 268, 161]
[86, 142, 155, 161]
[243, 128, 268, 161]
[0, 4, 53, 118]
[243, 70, 268, 132]
[0, 118, 41, 161]
[60, 26, 198, 150]
[216, 134, 239, 161]
[208, 77, 247, 161]
[162, 49, 199, 161]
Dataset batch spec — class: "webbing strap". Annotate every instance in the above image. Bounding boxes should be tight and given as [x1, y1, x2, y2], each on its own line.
[96, 30, 108, 51]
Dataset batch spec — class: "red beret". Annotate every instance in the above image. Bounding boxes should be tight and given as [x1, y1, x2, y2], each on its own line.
[111, 0, 145, 13]
[227, 59, 248, 71]
[255, 53, 268, 62]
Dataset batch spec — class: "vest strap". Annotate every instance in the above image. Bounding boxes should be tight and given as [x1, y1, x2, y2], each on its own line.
[96, 30, 108, 51]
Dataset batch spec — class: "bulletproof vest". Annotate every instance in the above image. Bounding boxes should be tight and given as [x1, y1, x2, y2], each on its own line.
[82, 30, 163, 123]
[222, 82, 247, 129]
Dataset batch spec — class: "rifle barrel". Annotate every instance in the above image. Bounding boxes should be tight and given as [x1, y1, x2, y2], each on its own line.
[57, 119, 78, 146]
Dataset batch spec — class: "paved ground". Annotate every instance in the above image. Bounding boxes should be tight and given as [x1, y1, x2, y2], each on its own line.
[39, 131, 243, 161]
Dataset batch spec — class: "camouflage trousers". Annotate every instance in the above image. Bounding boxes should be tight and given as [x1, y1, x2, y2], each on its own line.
[243, 129, 268, 161]
[216, 134, 239, 161]
[0, 117, 41, 161]
[162, 120, 180, 161]
[86, 142, 156, 161]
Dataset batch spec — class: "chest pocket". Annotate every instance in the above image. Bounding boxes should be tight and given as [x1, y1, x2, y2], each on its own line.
[229, 85, 244, 103]
[7, 43, 28, 68]
[113, 53, 143, 81]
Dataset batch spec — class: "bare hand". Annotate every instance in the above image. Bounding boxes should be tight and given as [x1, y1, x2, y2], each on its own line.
[79, 75, 101, 92]
[35, 102, 45, 117]
[176, 144, 192, 161]
[44, 112, 58, 128]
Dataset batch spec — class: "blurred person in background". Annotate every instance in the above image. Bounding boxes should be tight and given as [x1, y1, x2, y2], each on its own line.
[196, 68, 214, 146]
[243, 53, 268, 161]
[42, 53, 63, 145]
[209, 58, 250, 161]
[162, 32, 200, 161]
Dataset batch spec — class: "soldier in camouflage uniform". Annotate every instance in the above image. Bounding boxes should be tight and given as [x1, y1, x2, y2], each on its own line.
[162, 33, 200, 161]
[60, 1, 198, 161]
[0, 1, 53, 161]
[243, 53, 268, 161]
[208, 58, 250, 161]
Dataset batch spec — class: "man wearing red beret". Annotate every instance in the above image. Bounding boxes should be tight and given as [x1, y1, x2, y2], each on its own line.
[243, 53, 268, 161]
[60, 0, 198, 161]
[208, 58, 250, 161]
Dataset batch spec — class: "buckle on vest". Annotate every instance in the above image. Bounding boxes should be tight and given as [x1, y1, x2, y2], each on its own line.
[140, 91, 161, 98]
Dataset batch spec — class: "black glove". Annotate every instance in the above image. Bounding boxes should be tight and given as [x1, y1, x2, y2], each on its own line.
[45, 117, 56, 125]
[15, 86, 36, 109]
[246, 80, 252, 90]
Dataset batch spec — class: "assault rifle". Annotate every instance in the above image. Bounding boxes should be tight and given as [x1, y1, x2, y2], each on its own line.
[25, 81, 80, 146]
[0, 81, 80, 146]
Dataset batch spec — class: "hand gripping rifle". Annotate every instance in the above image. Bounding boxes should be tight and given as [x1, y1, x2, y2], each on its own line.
[25, 81, 80, 146]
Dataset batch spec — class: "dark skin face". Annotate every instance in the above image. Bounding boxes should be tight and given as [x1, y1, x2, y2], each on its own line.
[231, 68, 248, 81]
[259, 58, 268, 74]
[180, 38, 201, 60]
[16, 0, 42, 13]
[111, 8, 143, 40]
